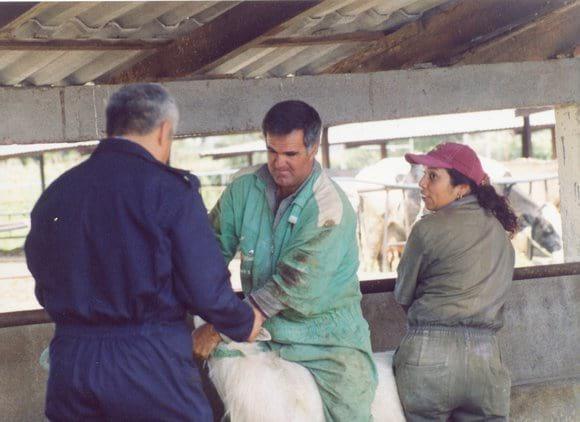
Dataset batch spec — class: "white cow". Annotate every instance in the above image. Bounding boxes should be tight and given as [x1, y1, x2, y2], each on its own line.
[201, 321, 405, 422]
[339, 158, 423, 272]
[348, 156, 562, 269]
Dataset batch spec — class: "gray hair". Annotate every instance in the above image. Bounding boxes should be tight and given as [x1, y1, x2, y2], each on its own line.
[106, 83, 179, 137]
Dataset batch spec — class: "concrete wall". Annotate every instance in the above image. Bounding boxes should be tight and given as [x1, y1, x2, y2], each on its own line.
[363, 275, 579, 386]
[1, 275, 577, 421]
[1, 59, 579, 144]
[555, 104, 580, 262]
[0, 324, 52, 422]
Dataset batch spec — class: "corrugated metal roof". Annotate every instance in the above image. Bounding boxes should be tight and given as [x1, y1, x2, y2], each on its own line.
[0, 1, 240, 86]
[3, 0, 569, 87]
[204, 0, 450, 78]
[0, 0, 449, 86]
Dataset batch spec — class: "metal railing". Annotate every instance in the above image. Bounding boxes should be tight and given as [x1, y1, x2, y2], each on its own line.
[1, 262, 578, 330]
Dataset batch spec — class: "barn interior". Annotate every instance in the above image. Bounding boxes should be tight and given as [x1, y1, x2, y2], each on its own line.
[0, 1, 578, 420]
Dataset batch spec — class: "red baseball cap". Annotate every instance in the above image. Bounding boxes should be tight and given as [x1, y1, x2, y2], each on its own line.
[405, 142, 487, 185]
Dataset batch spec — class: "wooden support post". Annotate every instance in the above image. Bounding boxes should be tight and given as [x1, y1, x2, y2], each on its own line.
[555, 105, 580, 262]
[321, 127, 330, 169]
[247, 153, 253, 166]
[522, 116, 533, 158]
[39, 153, 46, 192]
[380, 143, 387, 159]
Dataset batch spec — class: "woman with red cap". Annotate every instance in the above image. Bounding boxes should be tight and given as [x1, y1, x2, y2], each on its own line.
[393, 142, 518, 420]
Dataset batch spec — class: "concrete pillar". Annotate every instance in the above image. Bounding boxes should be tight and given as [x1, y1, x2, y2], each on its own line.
[555, 104, 580, 261]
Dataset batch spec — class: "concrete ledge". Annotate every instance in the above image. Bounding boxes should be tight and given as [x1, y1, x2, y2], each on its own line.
[1, 274, 577, 420]
[362, 275, 580, 386]
[0, 323, 52, 422]
[1, 58, 579, 144]
[511, 378, 579, 421]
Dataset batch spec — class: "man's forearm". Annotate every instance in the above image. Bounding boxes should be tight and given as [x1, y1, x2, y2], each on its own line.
[248, 283, 287, 319]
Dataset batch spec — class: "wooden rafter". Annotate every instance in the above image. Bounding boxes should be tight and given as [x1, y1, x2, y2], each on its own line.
[324, 0, 574, 74]
[456, 2, 580, 65]
[193, 0, 356, 75]
[258, 31, 389, 47]
[101, 1, 318, 84]
[0, 39, 172, 51]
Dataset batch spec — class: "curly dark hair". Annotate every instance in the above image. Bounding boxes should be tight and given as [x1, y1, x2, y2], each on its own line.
[447, 168, 518, 236]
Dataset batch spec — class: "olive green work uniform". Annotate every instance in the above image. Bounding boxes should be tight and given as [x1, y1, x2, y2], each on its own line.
[210, 163, 377, 422]
[394, 195, 514, 421]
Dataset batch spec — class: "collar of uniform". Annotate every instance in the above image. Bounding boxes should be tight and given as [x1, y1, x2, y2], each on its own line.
[96, 137, 193, 184]
[255, 161, 322, 211]
[291, 161, 322, 209]
[95, 137, 160, 165]
[441, 194, 478, 211]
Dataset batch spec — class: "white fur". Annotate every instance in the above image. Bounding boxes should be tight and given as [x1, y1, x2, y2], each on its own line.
[209, 344, 325, 422]
[372, 351, 405, 422]
[205, 327, 405, 422]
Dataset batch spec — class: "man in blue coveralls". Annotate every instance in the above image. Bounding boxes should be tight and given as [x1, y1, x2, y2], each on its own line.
[25, 83, 264, 421]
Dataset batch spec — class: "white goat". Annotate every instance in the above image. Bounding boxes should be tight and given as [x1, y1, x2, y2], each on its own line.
[198, 319, 405, 422]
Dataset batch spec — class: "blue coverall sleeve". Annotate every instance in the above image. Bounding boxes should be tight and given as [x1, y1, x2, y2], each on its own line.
[168, 185, 254, 342]
[25, 204, 47, 307]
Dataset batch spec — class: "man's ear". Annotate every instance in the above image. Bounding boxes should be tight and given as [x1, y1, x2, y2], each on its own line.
[159, 120, 172, 145]
[309, 142, 319, 157]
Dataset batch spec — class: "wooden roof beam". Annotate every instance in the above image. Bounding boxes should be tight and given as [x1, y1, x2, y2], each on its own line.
[455, 2, 580, 66]
[325, 0, 573, 74]
[0, 39, 172, 51]
[100, 1, 318, 84]
[193, 0, 355, 75]
[259, 31, 389, 47]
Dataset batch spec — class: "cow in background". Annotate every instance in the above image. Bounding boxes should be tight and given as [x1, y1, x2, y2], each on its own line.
[337, 157, 562, 272]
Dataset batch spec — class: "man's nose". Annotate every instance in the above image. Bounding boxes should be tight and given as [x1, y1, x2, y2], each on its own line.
[419, 174, 427, 189]
[273, 154, 288, 167]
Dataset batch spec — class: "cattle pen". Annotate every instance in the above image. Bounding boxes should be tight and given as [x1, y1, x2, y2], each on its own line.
[1, 1, 579, 421]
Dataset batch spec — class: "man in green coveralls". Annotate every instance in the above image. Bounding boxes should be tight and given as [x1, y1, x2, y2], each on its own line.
[194, 100, 377, 421]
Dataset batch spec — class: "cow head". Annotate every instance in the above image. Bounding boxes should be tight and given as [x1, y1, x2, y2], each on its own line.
[519, 212, 562, 254]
